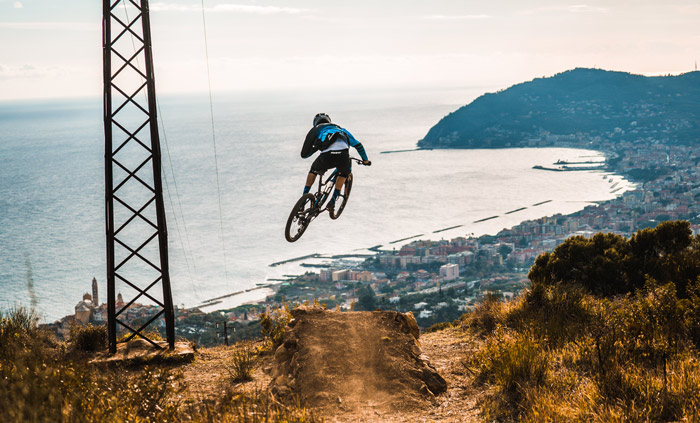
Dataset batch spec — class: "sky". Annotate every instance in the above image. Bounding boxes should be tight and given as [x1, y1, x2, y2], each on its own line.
[0, 0, 699, 101]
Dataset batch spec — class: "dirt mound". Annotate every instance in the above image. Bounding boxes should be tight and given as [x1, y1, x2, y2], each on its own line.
[269, 306, 447, 416]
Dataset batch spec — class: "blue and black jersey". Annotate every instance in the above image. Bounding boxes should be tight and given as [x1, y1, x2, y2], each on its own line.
[301, 123, 369, 161]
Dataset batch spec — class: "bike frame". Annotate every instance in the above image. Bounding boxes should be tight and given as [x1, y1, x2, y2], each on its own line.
[311, 157, 361, 214]
[314, 168, 340, 211]
[285, 157, 367, 242]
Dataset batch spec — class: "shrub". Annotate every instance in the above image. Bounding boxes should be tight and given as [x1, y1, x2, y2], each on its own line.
[0, 307, 41, 359]
[259, 304, 291, 352]
[460, 291, 508, 336]
[424, 321, 452, 333]
[528, 221, 699, 298]
[70, 323, 107, 352]
[229, 343, 256, 383]
[513, 282, 594, 346]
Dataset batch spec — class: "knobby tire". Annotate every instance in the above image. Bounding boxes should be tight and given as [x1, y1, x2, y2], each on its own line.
[285, 193, 315, 242]
[330, 173, 353, 220]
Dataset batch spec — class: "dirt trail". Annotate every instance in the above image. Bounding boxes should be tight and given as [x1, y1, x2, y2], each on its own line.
[176, 309, 482, 422]
[269, 306, 458, 421]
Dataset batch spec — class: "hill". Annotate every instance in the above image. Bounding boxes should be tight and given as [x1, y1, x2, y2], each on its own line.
[5, 221, 700, 422]
[1, 306, 481, 423]
[418, 68, 700, 148]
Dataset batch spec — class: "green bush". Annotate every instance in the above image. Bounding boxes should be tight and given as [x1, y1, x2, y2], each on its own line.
[528, 220, 700, 298]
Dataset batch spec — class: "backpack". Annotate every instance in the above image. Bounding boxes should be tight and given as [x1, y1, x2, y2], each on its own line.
[301, 123, 348, 158]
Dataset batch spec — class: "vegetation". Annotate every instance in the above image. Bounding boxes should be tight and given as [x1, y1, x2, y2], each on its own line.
[419, 68, 700, 148]
[0, 307, 322, 423]
[461, 221, 700, 422]
[70, 323, 108, 352]
[259, 304, 293, 352]
[228, 343, 256, 383]
[530, 220, 700, 298]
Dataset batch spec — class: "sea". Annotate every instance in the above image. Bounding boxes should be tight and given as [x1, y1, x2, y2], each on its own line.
[0, 86, 635, 322]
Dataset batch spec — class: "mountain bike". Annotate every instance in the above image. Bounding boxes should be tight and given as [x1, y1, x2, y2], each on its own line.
[285, 157, 371, 243]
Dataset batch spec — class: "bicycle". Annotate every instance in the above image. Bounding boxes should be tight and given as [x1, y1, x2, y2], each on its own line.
[285, 157, 371, 242]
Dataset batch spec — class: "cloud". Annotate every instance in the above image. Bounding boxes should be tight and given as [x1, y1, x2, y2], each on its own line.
[566, 4, 608, 13]
[0, 22, 95, 31]
[150, 2, 308, 14]
[0, 64, 70, 80]
[427, 14, 491, 20]
[212, 4, 305, 14]
[13, 1, 22, 8]
[529, 4, 609, 14]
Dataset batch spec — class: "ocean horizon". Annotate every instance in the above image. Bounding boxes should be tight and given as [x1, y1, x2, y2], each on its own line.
[0, 86, 634, 321]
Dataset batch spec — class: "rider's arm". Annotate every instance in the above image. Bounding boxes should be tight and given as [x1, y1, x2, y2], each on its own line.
[301, 127, 318, 159]
[343, 128, 369, 162]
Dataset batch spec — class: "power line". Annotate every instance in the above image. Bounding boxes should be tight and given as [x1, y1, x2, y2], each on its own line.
[200, 0, 231, 288]
[159, 114, 202, 298]
[119, 0, 201, 298]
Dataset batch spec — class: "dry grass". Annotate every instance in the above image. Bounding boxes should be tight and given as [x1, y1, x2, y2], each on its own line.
[229, 342, 256, 383]
[259, 304, 292, 353]
[0, 307, 323, 423]
[462, 279, 700, 422]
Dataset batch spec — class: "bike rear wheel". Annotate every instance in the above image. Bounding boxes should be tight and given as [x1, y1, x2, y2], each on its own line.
[285, 193, 315, 242]
[330, 173, 353, 220]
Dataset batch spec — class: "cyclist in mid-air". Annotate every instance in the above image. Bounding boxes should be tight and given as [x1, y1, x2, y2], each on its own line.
[300, 113, 370, 213]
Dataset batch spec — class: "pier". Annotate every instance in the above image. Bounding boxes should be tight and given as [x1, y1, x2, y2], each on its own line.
[473, 215, 499, 223]
[269, 253, 322, 267]
[433, 224, 464, 233]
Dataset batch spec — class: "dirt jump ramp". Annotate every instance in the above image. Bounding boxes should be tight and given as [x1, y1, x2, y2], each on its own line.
[269, 305, 447, 415]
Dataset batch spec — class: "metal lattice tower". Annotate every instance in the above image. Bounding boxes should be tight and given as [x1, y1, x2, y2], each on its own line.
[102, 0, 174, 353]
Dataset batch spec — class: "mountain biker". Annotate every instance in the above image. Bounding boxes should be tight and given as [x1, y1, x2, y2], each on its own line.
[300, 113, 370, 213]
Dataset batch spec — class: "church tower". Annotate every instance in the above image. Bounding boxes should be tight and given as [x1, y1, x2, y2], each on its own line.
[92, 277, 99, 306]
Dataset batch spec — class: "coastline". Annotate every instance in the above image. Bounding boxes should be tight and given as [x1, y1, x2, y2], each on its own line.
[213, 147, 636, 312]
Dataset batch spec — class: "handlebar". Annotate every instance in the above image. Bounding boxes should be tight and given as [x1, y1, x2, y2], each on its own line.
[351, 157, 372, 166]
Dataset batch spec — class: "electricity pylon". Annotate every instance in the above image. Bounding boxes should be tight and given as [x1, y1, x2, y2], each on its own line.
[102, 0, 174, 353]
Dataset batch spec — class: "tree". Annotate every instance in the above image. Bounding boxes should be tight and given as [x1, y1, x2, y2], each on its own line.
[498, 244, 513, 260]
[528, 220, 697, 298]
[355, 285, 377, 311]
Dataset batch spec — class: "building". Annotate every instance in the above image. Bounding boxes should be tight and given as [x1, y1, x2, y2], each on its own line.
[439, 263, 459, 281]
[319, 269, 333, 282]
[331, 269, 351, 282]
[92, 277, 99, 306]
[351, 271, 373, 282]
[74, 293, 96, 325]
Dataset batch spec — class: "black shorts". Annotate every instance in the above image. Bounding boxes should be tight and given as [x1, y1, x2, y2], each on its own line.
[310, 149, 351, 177]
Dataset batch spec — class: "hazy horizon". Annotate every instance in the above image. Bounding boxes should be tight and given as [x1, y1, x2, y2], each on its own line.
[1, 0, 699, 101]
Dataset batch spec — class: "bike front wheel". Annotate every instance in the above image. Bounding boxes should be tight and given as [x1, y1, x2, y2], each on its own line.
[285, 193, 315, 242]
[330, 173, 353, 220]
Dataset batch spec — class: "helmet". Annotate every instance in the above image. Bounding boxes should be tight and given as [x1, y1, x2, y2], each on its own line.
[313, 113, 331, 126]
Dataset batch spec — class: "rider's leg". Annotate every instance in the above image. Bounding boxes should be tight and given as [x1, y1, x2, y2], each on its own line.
[303, 172, 316, 195]
[307, 152, 330, 195]
[329, 150, 351, 208]
[328, 175, 346, 207]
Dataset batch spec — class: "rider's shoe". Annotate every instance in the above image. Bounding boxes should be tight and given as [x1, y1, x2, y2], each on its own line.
[327, 201, 335, 215]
